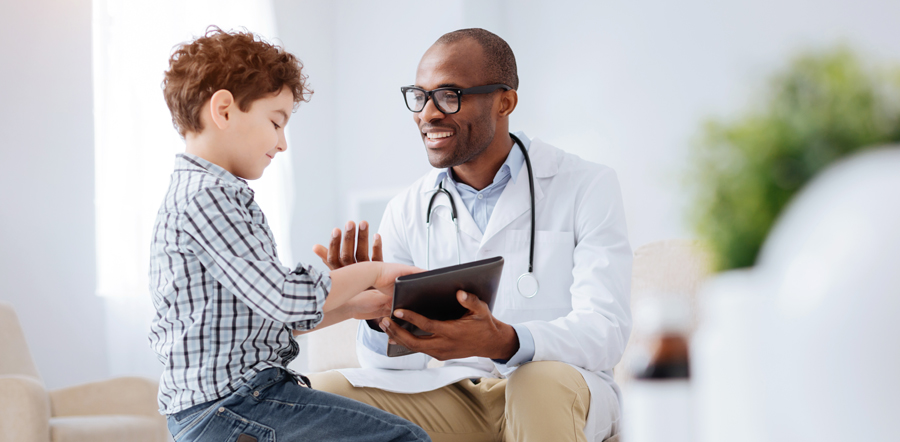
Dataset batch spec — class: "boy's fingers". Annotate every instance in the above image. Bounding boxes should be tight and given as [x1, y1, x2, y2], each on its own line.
[372, 233, 383, 262]
[327, 228, 341, 269]
[355, 220, 370, 262]
[340, 221, 356, 266]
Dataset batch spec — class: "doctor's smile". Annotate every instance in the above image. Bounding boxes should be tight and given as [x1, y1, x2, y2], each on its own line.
[422, 129, 455, 148]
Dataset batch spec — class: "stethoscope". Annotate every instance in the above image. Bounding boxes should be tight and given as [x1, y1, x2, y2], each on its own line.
[425, 133, 539, 298]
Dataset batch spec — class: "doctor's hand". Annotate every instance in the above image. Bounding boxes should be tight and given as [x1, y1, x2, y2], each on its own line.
[313, 220, 382, 270]
[380, 290, 520, 361]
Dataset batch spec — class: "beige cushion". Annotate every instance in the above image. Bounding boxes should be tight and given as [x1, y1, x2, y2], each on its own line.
[0, 375, 51, 442]
[50, 415, 163, 442]
[0, 302, 41, 379]
[0, 302, 168, 442]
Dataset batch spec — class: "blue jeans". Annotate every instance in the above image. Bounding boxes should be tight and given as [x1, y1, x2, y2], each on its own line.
[167, 368, 430, 442]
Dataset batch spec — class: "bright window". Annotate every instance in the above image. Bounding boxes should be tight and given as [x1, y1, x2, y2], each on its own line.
[92, 0, 293, 299]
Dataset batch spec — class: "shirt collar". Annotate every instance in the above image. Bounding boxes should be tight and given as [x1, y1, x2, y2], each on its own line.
[175, 153, 249, 188]
[434, 131, 531, 188]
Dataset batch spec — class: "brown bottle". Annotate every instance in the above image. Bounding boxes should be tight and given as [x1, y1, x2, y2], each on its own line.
[623, 295, 693, 442]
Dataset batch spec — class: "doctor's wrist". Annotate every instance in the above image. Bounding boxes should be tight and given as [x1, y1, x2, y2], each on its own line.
[491, 323, 520, 361]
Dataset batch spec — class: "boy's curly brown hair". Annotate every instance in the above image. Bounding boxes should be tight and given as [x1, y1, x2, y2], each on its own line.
[163, 26, 312, 136]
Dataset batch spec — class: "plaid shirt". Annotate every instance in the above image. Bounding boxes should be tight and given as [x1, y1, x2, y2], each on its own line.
[148, 153, 330, 414]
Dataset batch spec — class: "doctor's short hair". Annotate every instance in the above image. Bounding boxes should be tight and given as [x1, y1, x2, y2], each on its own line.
[435, 28, 519, 90]
[162, 26, 312, 137]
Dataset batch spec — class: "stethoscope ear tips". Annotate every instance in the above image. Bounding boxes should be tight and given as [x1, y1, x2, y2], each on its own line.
[517, 272, 539, 298]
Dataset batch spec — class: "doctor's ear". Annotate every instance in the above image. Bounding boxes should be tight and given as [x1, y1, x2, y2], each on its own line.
[498, 89, 518, 117]
[209, 89, 235, 130]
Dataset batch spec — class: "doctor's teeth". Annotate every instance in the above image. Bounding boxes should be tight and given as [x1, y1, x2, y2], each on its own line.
[427, 132, 453, 139]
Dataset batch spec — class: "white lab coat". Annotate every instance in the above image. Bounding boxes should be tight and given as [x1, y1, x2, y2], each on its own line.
[337, 137, 633, 441]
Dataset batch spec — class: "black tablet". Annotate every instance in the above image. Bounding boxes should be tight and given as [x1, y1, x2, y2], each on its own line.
[386, 256, 504, 357]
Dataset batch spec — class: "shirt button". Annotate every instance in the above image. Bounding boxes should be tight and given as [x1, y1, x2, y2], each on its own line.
[218, 407, 225, 413]
[477, 193, 484, 200]
[253, 391, 260, 397]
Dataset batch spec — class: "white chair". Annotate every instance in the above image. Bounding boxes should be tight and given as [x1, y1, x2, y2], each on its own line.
[0, 302, 168, 442]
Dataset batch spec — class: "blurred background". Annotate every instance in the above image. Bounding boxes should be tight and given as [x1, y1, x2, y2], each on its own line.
[1, 0, 898, 393]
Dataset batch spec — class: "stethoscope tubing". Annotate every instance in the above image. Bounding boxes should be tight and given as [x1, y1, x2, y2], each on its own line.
[425, 133, 537, 296]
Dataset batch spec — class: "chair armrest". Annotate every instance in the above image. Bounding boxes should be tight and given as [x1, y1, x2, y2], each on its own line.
[0, 375, 51, 442]
[49, 376, 160, 418]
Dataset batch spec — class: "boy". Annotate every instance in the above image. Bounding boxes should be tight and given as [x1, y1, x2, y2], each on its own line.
[148, 28, 430, 442]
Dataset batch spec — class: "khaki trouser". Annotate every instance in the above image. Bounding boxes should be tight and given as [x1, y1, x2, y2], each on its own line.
[310, 361, 614, 442]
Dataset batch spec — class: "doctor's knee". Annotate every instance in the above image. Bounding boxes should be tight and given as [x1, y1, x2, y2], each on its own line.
[506, 361, 590, 407]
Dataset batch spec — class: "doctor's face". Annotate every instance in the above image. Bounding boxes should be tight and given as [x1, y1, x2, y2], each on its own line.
[413, 40, 500, 169]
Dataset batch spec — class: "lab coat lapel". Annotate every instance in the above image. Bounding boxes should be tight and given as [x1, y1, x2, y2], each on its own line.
[428, 182, 483, 244]
[480, 140, 554, 247]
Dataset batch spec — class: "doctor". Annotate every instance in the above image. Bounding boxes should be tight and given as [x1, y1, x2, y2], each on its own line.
[311, 28, 632, 442]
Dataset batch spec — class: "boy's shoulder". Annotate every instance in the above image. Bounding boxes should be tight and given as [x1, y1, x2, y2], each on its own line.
[161, 153, 253, 216]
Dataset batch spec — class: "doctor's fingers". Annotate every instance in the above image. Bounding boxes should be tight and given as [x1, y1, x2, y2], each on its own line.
[392, 309, 447, 335]
[355, 221, 371, 262]
[340, 221, 358, 266]
[324, 228, 345, 269]
[457, 290, 489, 315]
[382, 319, 440, 353]
[371, 234, 383, 262]
[312, 244, 330, 266]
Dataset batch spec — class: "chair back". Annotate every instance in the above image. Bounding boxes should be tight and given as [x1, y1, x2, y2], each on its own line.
[0, 302, 42, 380]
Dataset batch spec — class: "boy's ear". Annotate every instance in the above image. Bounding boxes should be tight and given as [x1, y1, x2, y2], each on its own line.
[209, 89, 235, 130]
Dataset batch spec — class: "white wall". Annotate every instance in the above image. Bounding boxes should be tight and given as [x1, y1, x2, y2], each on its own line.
[0, 0, 109, 389]
[275, 0, 900, 258]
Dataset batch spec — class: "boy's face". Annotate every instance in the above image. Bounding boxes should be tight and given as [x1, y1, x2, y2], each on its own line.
[226, 85, 294, 180]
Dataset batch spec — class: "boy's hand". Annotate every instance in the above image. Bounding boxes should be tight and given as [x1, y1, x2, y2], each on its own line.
[344, 290, 393, 320]
[373, 263, 423, 296]
[313, 220, 382, 270]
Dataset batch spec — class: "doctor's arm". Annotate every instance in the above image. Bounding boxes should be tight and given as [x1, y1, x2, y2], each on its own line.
[522, 169, 633, 373]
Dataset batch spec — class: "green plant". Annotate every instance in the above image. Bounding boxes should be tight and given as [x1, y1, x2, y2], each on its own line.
[688, 47, 900, 271]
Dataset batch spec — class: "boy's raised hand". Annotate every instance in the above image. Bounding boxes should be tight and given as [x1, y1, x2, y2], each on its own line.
[313, 220, 382, 270]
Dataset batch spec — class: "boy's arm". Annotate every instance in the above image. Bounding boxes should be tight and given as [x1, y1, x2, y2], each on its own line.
[182, 186, 414, 330]
[294, 289, 391, 335]
[181, 186, 329, 329]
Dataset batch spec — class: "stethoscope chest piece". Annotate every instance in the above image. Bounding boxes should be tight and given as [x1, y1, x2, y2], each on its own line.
[516, 272, 539, 298]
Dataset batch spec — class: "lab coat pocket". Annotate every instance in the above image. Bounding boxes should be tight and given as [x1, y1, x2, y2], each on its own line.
[503, 230, 575, 310]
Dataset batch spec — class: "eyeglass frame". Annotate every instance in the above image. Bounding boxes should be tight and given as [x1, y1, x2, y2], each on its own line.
[400, 84, 512, 115]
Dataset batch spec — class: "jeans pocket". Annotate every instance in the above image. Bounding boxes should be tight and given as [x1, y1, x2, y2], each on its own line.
[169, 401, 223, 441]
[193, 406, 276, 442]
[172, 401, 216, 425]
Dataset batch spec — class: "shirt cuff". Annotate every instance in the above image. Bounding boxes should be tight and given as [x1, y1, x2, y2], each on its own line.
[360, 321, 390, 355]
[492, 324, 535, 367]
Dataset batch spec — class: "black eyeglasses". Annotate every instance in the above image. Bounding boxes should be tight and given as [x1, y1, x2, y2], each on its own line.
[400, 84, 511, 114]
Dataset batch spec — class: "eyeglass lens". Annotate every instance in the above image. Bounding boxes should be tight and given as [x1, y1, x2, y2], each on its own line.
[405, 89, 460, 114]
